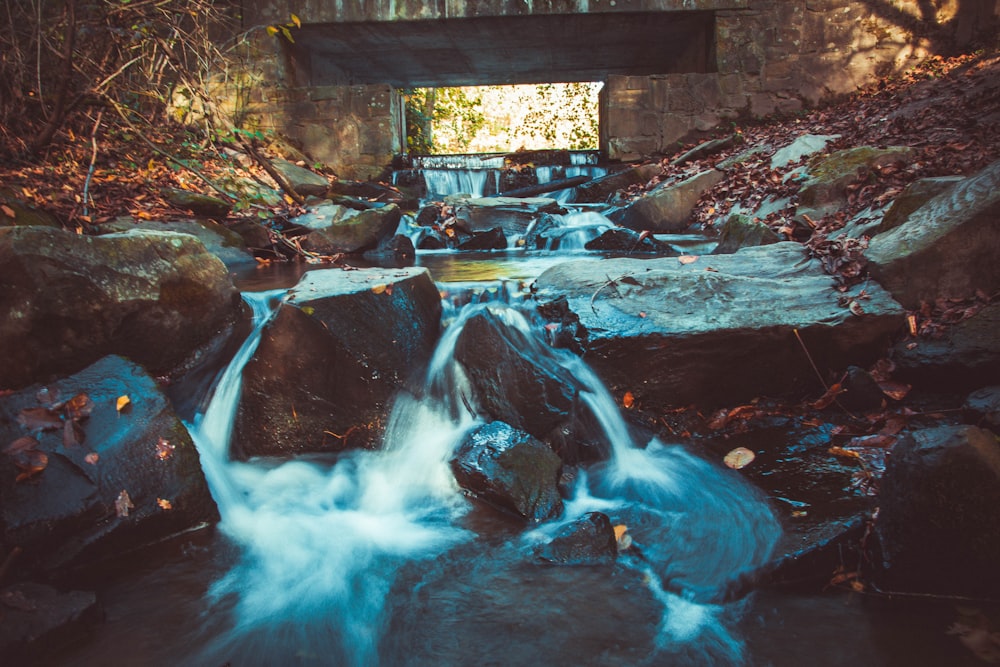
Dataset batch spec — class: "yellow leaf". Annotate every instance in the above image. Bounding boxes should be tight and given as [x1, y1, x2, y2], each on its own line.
[371, 284, 387, 294]
[723, 447, 755, 469]
[280, 26, 294, 43]
[828, 446, 862, 460]
[157, 498, 173, 511]
[301, 306, 315, 316]
[116, 395, 131, 413]
[147, 158, 156, 171]
[613, 524, 628, 541]
[291, 13, 301, 28]
[266, 25, 279, 36]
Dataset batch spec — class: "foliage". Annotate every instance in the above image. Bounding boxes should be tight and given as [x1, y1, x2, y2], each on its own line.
[404, 82, 601, 154]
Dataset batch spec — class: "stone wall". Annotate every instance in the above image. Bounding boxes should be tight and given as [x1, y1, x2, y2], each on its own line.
[606, 0, 1000, 160]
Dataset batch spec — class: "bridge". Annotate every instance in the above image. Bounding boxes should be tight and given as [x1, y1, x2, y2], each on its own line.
[233, 1, 971, 179]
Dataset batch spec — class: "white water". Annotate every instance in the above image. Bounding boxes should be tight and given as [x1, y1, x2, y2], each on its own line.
[184, 288, 779, 665]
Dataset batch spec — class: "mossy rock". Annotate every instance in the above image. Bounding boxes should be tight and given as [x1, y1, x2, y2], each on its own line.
[0, 188, 61, 228]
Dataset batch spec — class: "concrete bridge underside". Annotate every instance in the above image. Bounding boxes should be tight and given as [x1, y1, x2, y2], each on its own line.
[285, 11, 715, 88]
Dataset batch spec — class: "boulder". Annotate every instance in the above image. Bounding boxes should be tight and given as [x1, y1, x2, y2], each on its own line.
[575, 163, 661, 203]
[161, 187, 232, 219]
[298, 204, 402, 255]
[769, 134, 841, 170]
[450, 421, 563, 522]
[874, 425, 1000, 598]
[0, 355, 217, 574]
[0, 582, 100, 663]
[796, 146, 914, 221]
[233, 267, 441, 457]
[98, 217, 255, 269]
[711, 214, 780, 255]
[535, 512, 618, 565]
[362, 234, 416, 265]
[891, 302, 1000, 391]
[270, 158, 330, 198]
[0, 227, 243, 390]
[532, 243, 905, 408]
[290, 202, 362, 230]
[608, 169, 724, 233]
[964, 386, 1000, 430]
[585, 228, 679, 255]
[448, 196, 564, 238]
[453, 307, 607, 464]
[457, 227, 507, 251]
[875, 176, 964, 234]
[866, 160, 1000, 308]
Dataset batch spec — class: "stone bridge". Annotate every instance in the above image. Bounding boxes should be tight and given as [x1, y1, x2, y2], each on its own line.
[233, 0, 988, 178]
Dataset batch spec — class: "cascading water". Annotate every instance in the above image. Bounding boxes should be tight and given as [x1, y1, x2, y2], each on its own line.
[181, 286, 780, 666]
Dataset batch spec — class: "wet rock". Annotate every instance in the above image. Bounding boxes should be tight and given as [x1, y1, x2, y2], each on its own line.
[535, 512, 618, 565]
[769, 134, 840, 170]
[0, 582, 101, 663]
[299, 203, 402, 255]
[875, 176, 964, 234]
[0, 355, 217, 574]
[161, 187, 232, 219]
[0, 226, 243, 390]
[328, 179, 406, 204]
[711, 214, 780, 255]
[964, 386, 1000, 430]
[457, 227, 507, 251]
[575, 163, 661, 203]
[234, 267, 441, 457]
[891, 302, 1000, 391]
[532, 243, 905, 408]
[874, 425, 1000, 598]
[447, 196, 564, 238]
[867, 159, 1000, 308]
[839, 366, 886, 412]
[290, 202, 362, 230]
[270, 158, 330, 198]
[98, 217, 255, 269]
[796, 146, 914, 221]
[415, 204, 442, 227]
[362, 234, 416, 264]
[450, 421, 563, 522]
[765, 515, 868, 588]
[453, 308, 606, 464]
[608, 169, 724, 233]
[585, 228, 678, 255]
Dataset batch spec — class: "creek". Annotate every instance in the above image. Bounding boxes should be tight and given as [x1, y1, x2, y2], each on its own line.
[44, 161, 987, 667]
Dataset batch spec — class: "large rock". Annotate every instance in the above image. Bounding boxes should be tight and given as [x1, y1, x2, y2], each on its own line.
[448, 196, 564, 238]
[890, 301, 1000, 390]
[608, 169, 724, 233]
[453, 307, 607, 464]
[98, 217, 255, 269]
[0, 355, 217, 575]
[796, 146, 914, 221]
[270, 158, 330, 198]
[575, 163, 662, 203]
[532, 243, 905, 408]
[0, 582, 100, 662]
[450, 421, 563, 522]
[298, 204, 402, 255]
[0, 227, 243, 390]
[584, 228, 678, 255]
[711, 214, 780, 255]
[161, 187, 232, 219]
[874, 425, 1000, 598]
[233, 267, 441, 457]
[769, 134, 841, 170]
[866, 160, 1000, 308]
[875, 176, 964, 234]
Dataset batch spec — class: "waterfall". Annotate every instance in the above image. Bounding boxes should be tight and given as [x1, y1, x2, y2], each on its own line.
[183, 286, 778, 665]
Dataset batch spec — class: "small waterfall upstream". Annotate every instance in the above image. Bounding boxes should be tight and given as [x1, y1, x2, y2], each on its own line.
[182, 288, 780, 666]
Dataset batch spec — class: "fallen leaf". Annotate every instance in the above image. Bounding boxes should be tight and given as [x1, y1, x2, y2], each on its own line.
[849, 300, 866, 316]
[845, 433, 897, 449]
[622, 391, 635, 409]
[613, 524, 633, 550]
[371, 284, 387, 294]
[877, 381, 911, 401]
[811, 383, 845, 410]
[116, 395, 131, 413]
[678, 255, 699, 265]
[64, 393, 94, 420]
[724, 447, 755, 469]
[0, 204, 15, 218]
[84, 452, 100, 465]
[115, 489, 134, 517]
[155, 437, 175, 460]
[63, 419, 85, 447]
[829, 445, 863, 460]
[156, 498, 173, 511]
[12, 449, 48, 482]
[17, 407, 62, 431]
[4, 436, 39, 454]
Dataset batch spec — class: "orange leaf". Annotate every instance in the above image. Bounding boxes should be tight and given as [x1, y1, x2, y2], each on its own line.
[724, 447, 755, 469]
[64, 393, 94, 420]
[622, 391, 635, 409]
[157, 498, 173, 511]
[811, 383, 845, 410]
[14, 450, 48, 482]
[828, 445, 862, 459]
[371, 284, 387, 294]
[116, 395, 131, 413]
[877, 381, 911, 401]
[0, 204, 15, 218]
[613, 524, 633, 550]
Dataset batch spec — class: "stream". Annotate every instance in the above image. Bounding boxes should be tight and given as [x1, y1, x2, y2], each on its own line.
[42, 161, 989, 667]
